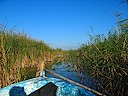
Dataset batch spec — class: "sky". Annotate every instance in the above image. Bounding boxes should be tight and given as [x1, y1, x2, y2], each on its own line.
[0, 0, 128, 50]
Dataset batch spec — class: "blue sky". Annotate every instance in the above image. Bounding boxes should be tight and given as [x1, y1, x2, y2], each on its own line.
[0, 0, 128, 50]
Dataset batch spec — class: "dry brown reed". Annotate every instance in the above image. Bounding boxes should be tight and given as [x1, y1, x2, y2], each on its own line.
[36, 60, 45, 77]
[0, 26, 52, 88]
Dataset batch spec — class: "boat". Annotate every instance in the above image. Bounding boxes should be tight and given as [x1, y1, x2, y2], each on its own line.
[0, 70, 99, 96]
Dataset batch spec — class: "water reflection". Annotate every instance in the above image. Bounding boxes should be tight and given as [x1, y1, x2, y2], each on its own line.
[25, 62, 97, 90]
[46, 63, 97, 90]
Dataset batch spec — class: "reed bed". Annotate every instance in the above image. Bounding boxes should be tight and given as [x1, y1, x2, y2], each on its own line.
[66, 18, 128, 95]
[0, 25, 52, 88]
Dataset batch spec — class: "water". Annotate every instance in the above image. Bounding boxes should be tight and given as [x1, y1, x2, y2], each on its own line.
[25, 63, 97, 90]
[45, 63, 97, 89]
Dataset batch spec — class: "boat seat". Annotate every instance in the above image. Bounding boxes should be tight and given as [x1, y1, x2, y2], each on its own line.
[28, 82, 58, 96]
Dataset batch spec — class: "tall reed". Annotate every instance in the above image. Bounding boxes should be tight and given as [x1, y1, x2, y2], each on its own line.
[66, 18, 128, 95]
[0, 25, 53, 88]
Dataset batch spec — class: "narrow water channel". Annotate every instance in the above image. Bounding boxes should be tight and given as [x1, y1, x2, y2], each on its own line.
[45, 63, 97, 90]
[25, 63, 98, 91]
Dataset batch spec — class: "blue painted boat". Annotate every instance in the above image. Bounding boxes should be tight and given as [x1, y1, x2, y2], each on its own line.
[0, 71, 96, 96]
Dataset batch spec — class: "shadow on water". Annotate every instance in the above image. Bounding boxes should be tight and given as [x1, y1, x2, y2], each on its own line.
[21, 67, 37, 81]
